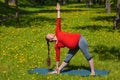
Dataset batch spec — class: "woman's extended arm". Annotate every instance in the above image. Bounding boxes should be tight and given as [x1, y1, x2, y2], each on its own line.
[56, 3, 60, 18]
[55, 3, 61, 73]
[56, 3, 61, 33]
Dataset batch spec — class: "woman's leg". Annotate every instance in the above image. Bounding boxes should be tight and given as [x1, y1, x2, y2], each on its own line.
[58, 47, 79, 72]
[49, 47, 79, 74]
[89, 59, 95, 75]
[78, 36, 95, 75]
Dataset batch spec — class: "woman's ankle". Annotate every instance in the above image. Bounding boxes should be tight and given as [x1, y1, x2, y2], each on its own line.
[90, 71, 95, 75]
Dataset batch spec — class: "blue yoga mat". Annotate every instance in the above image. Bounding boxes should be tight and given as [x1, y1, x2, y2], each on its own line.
[28, 68, 109, 76]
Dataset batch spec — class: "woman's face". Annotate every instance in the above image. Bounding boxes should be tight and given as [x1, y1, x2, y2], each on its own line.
[46, 34, 55, 42]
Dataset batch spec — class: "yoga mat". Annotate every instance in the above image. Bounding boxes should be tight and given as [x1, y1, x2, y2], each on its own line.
[28, 68, 109, 76]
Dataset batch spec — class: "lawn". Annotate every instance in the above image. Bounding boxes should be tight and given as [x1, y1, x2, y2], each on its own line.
[0, 1, 120, 80]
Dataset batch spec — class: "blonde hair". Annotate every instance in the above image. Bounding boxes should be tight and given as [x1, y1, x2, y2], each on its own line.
[45, 37, 51, 68]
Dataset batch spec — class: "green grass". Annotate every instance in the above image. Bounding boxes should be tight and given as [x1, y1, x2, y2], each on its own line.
[0, 2, 120, 80]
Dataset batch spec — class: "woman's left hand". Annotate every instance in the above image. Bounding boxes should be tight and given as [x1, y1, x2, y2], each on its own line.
[56, 3, 60, 11]
[56, 67, 60, 74]
[48, 68, 60, 74]
[48, 70, 57, 74]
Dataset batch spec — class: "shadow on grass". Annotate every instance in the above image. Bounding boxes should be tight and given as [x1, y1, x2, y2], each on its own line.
[0, 16, 56, 28]
[91, 15, 120, 30]
[67, 3, 106, 9]
[0, 0, 89, 28]
[0, 1, 16, 17]
[93, 44, 120, 60]
[66, 64, 90, 70]
[72, 25, 112, 31]
[20, 8, 87, 15]
[72, 25, 120, 32]
[92, 16, 115, 22]
[0, 8, 87, 28]
[67, 3, 87, 8]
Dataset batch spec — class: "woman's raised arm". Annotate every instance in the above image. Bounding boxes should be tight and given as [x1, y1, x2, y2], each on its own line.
[56, 3, 60, 18]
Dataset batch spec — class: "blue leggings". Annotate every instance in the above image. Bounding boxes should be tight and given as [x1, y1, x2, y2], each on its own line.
[64, 36, 92, 63]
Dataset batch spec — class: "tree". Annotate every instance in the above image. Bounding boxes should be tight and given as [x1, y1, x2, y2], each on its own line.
[14, 0, 19, 22]
[113, 0, 120, 29]
[106, 0, 111, 13]
[9, 0, 19, 22]
[117, 0, 120, 7]
[86, 0, 92, 7]
[3, 0, 19, 22]
[61, 0, 68, 4]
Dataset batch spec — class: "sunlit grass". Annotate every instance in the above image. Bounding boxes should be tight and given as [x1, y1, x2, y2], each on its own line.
[0, 3, 120, 80]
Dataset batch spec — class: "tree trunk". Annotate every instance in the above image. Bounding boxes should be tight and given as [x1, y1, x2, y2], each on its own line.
[117, 0, 120, 8]
[86, 0, 89, 7]
[86, 0, 92, 8]
[106, 0, 111, 13]
[15, 0, 19, 22]
[113, 1, 120, 29]
[9, 0, 15, 5]
[61, 0, 67, 5]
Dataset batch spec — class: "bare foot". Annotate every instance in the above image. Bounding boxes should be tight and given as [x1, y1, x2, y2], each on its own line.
[90, 72, 95, 76]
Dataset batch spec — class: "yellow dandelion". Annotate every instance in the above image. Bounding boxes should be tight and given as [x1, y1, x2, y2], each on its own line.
[8, 78, 11, 80]
[2, 51, 7, 56]
[47, 76, 50, 79]
[19, 55, 26, 63]
[30, 65, 34, 69]
[22, 72, 25, 76]
[38, 61, 42, 65]
[14, 54, 18, 59]
[2, 70, 7, 74]
[16, 65, 19, 68]
[32, 77, 35, 80]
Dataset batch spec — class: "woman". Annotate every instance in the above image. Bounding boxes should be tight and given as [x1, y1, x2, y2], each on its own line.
[46, 3, 95, 75]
